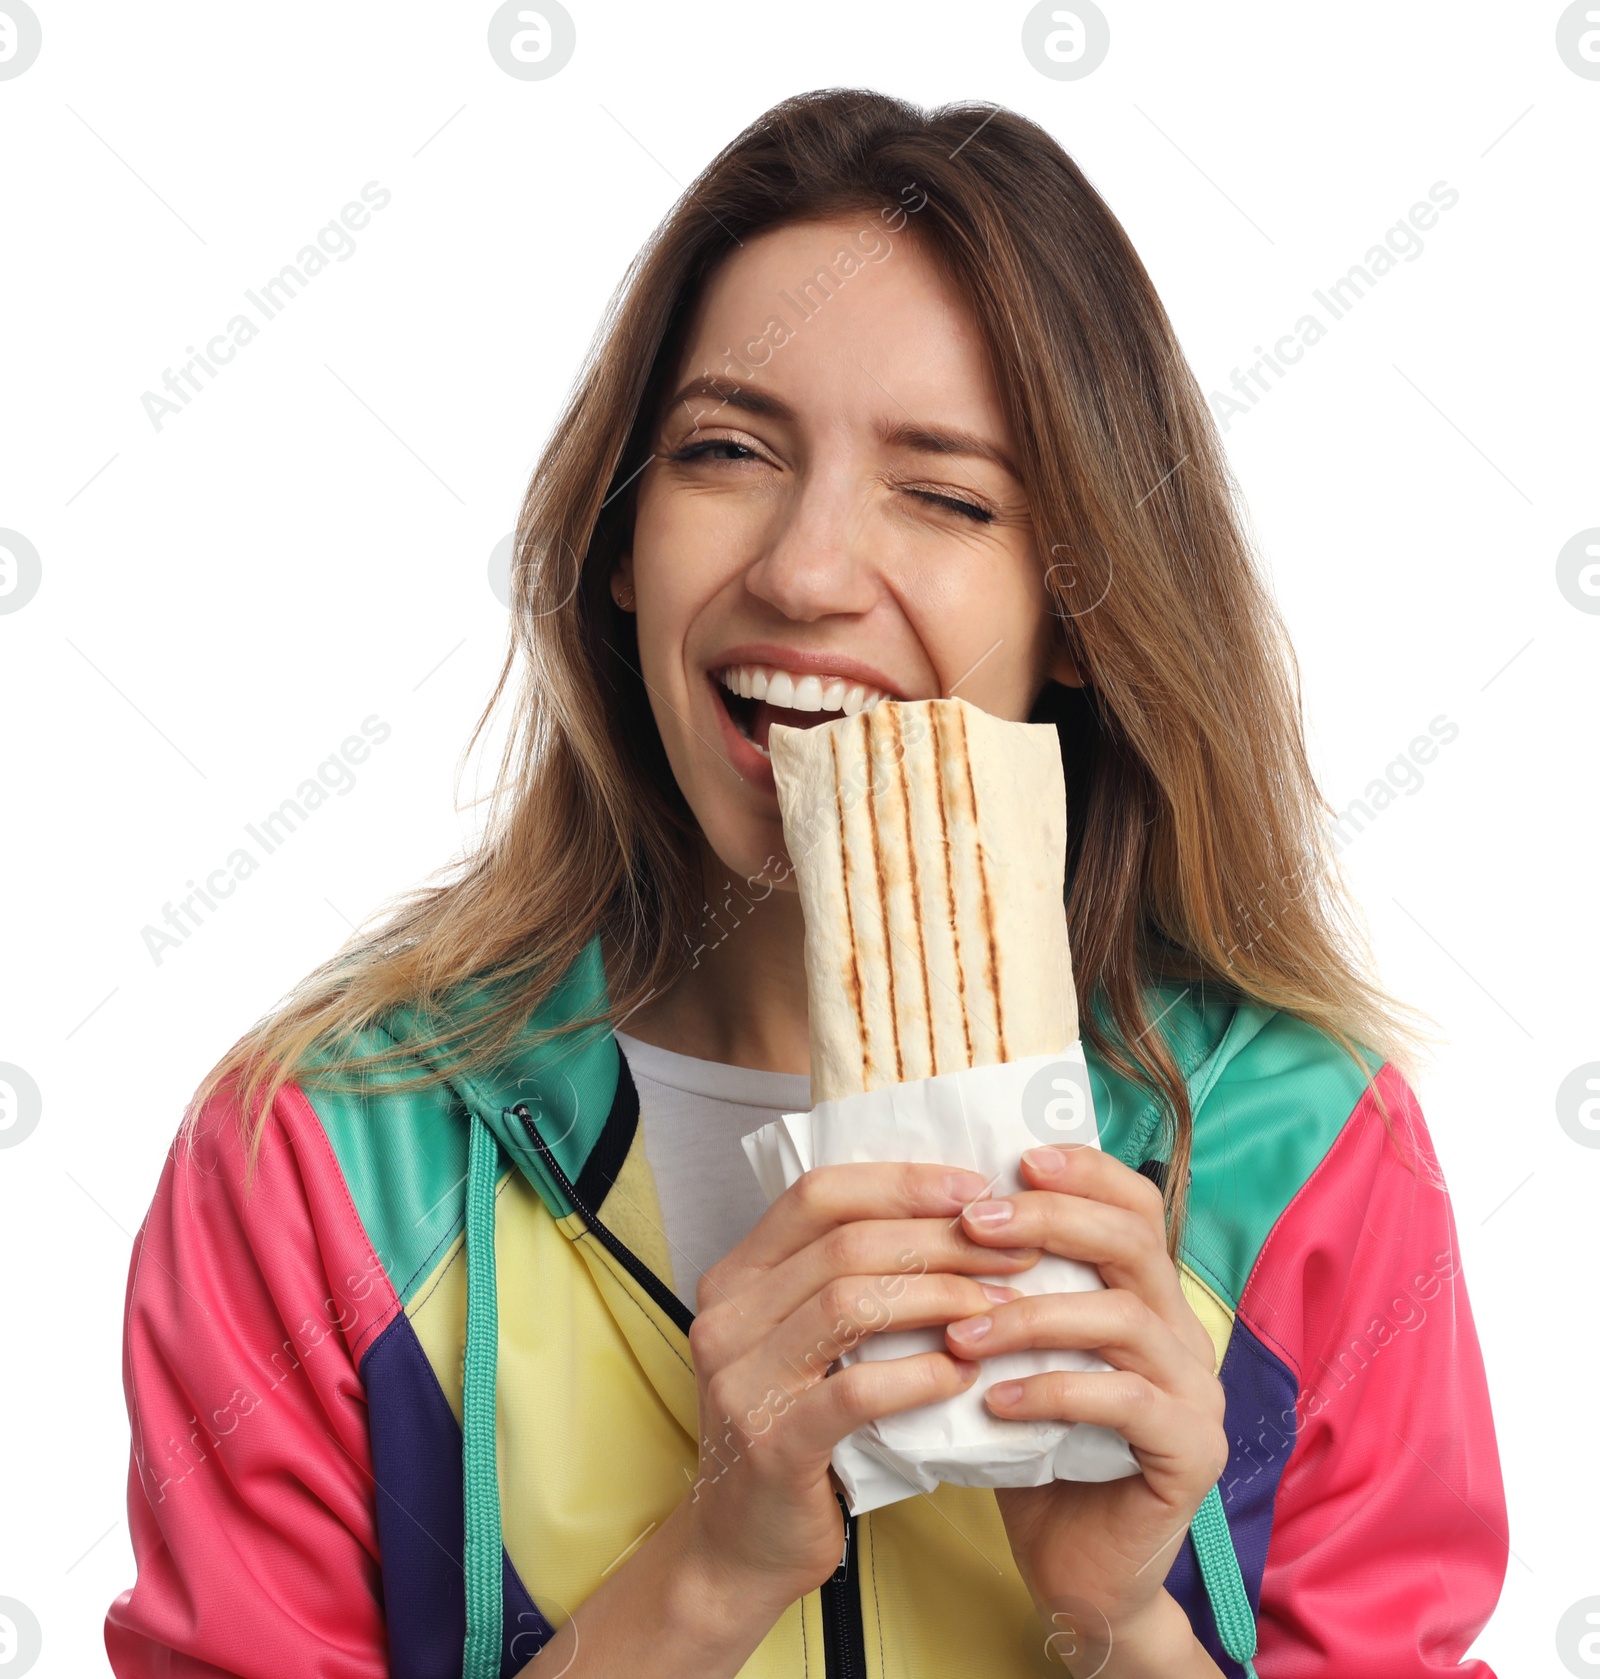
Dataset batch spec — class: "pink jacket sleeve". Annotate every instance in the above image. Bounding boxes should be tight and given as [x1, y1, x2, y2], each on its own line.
[1239, 1066, 1508, 1676]
[105, 1083, 399, 1677]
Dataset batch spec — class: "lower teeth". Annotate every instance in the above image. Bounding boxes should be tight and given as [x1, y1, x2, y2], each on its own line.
[740, 721, 770, 758]
[727, 695, 770, 757]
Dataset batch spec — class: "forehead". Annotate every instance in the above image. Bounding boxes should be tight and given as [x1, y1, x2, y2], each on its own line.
[668, 215, 1008, 439]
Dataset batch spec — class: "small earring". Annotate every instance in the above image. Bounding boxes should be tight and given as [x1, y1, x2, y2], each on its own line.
[612, 581, 635, 610]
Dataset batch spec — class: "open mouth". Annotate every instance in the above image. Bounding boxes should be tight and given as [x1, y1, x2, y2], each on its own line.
[711, 663, 891, 758]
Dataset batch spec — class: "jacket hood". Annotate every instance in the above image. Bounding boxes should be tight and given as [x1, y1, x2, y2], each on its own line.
[376, 937, 623, 1220]
[1086, 977, 1281, 1169]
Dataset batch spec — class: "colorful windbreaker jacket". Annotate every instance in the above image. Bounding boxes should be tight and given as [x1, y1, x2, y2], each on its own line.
[107, 938, 1507, 1678]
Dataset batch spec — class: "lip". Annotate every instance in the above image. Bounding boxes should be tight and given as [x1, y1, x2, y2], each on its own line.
[708, 671, 779, 792]
[705, 643, 911, 700]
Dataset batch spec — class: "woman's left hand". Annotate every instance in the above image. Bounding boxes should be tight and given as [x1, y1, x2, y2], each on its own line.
[946, 1144, 1228, 1675]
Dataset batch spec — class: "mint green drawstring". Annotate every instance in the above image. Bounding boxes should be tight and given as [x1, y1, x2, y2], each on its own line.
[1190, 1484, 1259, 1677]
[462, 1113, 504, 1679]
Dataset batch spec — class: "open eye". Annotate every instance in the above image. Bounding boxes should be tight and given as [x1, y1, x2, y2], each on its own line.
[668, 438, 762, 464]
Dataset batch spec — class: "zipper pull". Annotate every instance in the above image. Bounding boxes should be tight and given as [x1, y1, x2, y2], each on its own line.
[829, 1491, 852, 1583]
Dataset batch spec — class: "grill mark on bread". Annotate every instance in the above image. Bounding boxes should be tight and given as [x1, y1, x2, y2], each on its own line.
[928, 703, 973, 1067]
[830, 729, 872, 1091]
[863, 709, 904, 1083]
[954, 703, 1007, 1061]
[891, 706, 936, 1074]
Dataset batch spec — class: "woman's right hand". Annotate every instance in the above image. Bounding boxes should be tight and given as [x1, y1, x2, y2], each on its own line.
[676, 1161, 1043, 1608]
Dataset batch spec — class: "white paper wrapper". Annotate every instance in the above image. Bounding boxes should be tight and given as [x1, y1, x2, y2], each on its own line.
[742, 1045, 1141, 1515]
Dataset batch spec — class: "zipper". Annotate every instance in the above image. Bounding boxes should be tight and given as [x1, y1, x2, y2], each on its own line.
[819, 1492, 866, 1679]
[512, 1099, 693, 1334]
[513, 1092, 870, 1678]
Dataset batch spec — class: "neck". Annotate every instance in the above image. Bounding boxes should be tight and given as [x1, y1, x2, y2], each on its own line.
[612, 844, 812, 1074]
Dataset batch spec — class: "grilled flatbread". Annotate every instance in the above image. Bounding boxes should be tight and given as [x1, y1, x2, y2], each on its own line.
[770, 697, 1076, 1103]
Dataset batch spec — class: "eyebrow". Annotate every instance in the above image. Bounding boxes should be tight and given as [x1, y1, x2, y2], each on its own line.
[664, 373, 1020, 479]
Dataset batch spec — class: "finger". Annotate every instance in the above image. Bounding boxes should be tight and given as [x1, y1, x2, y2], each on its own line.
[944, 1288, 1215, 1397]
[755, 1216, 1039, 1332]
[984, 1370, 1229, 1497]
[694, 1217, 1039, 1363]
[764, 1273, 1022, 1386]
[960, 1187, 1186, 1324]
[1019, 1145, 1168, 1222]
[704, 1347, 980, 1472]
[729, 1161, 996, 1273]
[700, 1276, 1020, 1468]
[782, 1349, 983, 1461]
[996, 1156, 1218, 1370]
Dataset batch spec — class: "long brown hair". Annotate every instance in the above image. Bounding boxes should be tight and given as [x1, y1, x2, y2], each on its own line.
[193, 88, 1430, 1250]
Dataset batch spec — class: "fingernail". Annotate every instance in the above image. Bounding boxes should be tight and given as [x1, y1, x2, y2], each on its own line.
[951, 1358, 980, 1381]
[980, 1284, 1021, 1304]
[1021, 1146, 1068, 1173]
[948, 1315, 991, 1343]
[964, 1199, 1013, 1227]
[988, 1381, 1024, 1407]
[941, 1170, 988, 1207]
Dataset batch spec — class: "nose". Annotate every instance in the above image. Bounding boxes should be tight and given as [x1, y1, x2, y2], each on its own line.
[742, 459, 880, 623]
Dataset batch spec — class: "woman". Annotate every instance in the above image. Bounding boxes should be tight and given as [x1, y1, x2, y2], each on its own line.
[106, 90, 1506, 1678]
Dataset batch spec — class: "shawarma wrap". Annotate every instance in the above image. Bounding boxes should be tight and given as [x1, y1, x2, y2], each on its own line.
[769, 697, 1076, 1103]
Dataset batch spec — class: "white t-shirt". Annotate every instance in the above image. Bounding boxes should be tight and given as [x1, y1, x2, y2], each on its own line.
[614, 1029, 811, 1314]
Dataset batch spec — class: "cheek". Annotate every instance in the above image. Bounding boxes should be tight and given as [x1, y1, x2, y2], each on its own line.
[629, 507, 705, 687]
[631, 488, 755, 677]
[896, 543, 1052, 715]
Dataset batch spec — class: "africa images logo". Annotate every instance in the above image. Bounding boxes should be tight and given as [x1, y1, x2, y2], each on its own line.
[138, 184, 392, 432]
[0, 2, 42, 80]
[140, 717, 392, 964]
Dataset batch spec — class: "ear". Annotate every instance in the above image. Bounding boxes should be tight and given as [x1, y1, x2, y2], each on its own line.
[1048, 631, 1086, 689]
[610, 553, 637, 612]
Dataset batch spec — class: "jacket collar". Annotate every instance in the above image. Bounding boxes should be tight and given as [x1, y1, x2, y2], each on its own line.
[1080, 976, 1263, 1166]
[381, 944, 1261, 1217]
[381, 936, 623, 1218]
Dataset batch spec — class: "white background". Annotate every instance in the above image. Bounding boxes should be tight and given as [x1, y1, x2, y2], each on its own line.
[2, 2, 1596, 1672]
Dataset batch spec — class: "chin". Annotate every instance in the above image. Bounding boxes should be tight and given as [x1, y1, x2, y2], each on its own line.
[695, 814, 798, 895]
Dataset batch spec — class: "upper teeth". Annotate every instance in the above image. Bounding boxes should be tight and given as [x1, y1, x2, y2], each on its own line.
[715, 665, 888, 715]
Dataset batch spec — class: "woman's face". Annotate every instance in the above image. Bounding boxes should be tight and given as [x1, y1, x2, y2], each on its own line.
[618, 213, 1078, 886]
